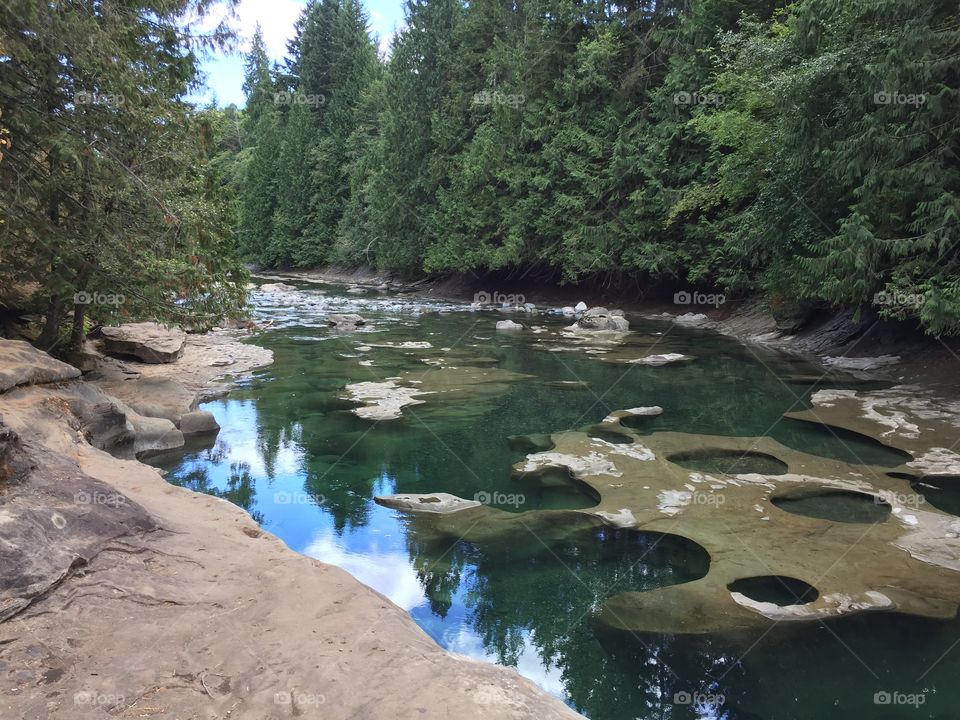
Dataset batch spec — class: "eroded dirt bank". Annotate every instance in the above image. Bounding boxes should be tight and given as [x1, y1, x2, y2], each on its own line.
[0, 334, 581, 720]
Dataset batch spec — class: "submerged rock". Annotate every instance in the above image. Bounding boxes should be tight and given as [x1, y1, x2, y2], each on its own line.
[100, 322, 186, 364]
[626, 353, 691, 366]
[342, 380, 428, 421]
[496, 320, 523, 331]
[327, 313, 366, 329]
[390, 404, 960, 636]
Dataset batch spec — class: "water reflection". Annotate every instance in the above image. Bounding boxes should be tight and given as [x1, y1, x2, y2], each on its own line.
[148, 284, 959, 720]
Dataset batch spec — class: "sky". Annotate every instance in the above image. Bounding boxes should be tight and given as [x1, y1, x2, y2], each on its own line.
[188, 0, 407, 107]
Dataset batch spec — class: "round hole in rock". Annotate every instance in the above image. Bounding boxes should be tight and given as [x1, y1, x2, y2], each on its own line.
[728, 575, 819, 606]
[909, 475, 960, 517]
[667, 449, 788, 476]
[589, 427, 634, 445]
[775, 418, 913, 468]
[587, 528, 711, 590]
[771, 488, 891, 524]
[508, 467, 601, 512]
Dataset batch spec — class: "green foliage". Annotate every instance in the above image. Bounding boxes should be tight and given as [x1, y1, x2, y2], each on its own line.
[0, 0, 248, 351]
[234, 0, 959, 334]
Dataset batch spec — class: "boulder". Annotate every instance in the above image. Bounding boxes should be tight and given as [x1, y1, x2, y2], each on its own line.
[179, 410, 220, 436]
[126, 413, 184, 456]
[496, 320, 523, 331]
[574, 301, 588, 313]
[259, 282, 297, 293]
[100, 322, 186, 364]
[572, 307, 629, 332]
[327, 314, 366, 329]
[0, 339, 81, 392]
[94, 376, 198, 425]
[561, 306, 576, 317]
[64, 384, 136, 457]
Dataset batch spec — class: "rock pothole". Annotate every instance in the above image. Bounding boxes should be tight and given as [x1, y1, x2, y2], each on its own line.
[728, 575, 819, 606]
[772, 488, 891, 524]
[667, 449, 788, 476]
[511, 467, 602, 511]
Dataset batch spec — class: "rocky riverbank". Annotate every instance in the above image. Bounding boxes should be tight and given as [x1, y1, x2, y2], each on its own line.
[250, 266, 960, 392]
[0, 330, 581, 719]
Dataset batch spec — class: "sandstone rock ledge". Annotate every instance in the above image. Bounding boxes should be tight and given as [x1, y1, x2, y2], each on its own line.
[0, 341, 581, 720]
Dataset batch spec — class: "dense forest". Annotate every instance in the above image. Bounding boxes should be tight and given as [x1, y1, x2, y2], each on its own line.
[2, 0, 959, 342]
[218, 0, 960, 335]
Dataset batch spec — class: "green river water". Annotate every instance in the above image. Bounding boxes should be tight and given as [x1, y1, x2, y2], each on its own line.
[149, 281, 956, 720]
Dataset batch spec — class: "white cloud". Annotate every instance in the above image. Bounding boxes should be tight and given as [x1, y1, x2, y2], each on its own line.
[302, 529, 427, 611]
[196, 0, 307, 58]
[445, 625, 568, 698]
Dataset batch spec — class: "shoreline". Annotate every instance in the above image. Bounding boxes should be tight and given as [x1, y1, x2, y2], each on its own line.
[0, 330, 582, 719]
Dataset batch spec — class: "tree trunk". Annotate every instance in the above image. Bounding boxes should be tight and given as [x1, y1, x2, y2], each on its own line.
[36, 296, 65, 351]
[69, 302, 86, 351]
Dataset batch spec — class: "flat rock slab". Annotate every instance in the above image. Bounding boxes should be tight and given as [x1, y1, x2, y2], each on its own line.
[389, 416, 960, 635]
[100, 323, 186, 364]
[0, 425, 156, 622]
[0, 339, 80, 391]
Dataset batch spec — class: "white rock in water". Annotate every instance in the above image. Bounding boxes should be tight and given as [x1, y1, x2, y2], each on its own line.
[575, 301, 588, 312]
[674, 312, 709, 325]
[496, 320, 523, 331]
[561, 306, 576, 316]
